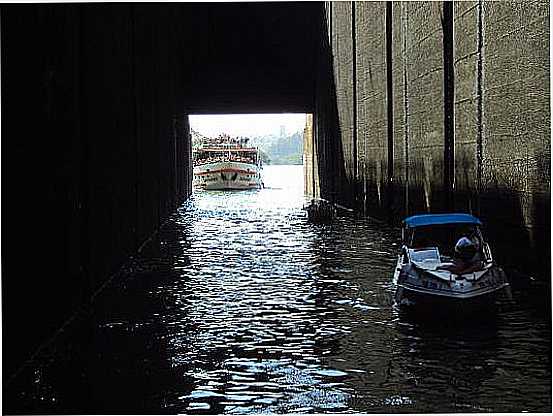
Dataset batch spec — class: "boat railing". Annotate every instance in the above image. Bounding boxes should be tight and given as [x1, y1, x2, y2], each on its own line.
[194, 157, 257, 165]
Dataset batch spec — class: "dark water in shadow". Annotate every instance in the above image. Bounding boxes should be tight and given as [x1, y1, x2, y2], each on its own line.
[5, 166, 551, 413]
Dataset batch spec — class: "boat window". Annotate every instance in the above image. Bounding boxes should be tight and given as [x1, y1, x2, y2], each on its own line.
[409, 248, 441, 268]
[409, 248, 440, 262]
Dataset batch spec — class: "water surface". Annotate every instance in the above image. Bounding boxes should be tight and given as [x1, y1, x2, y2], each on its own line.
[6, 165, 551, 413]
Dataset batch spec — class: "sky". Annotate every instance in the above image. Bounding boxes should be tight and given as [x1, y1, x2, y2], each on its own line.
[189, 113, 307, 138]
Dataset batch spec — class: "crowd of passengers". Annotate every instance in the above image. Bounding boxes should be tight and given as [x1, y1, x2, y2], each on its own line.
[200, 134, 251, 147]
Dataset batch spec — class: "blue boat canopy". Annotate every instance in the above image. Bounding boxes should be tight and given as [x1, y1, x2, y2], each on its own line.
[403, 213, 482, 228]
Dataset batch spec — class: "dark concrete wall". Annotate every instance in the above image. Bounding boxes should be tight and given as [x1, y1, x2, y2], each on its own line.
[332, 2, 355, 187]
[391, 2, 407, 219]
[403, 3, 448, 214]
[356, 2, 388, 214]
[310, 3, 351, 204]
[477, 1, 550, 276]
[2, 2, 322, 378]
[1, 4, 194, 378]
[315, 1, 550, 278]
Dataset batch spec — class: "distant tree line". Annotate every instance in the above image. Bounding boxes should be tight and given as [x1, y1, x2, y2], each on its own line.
[262, 131, 303, 165]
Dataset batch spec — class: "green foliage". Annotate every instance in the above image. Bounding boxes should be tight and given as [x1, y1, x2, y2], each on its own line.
[269, 153, 303, 165]
[258, 149, 271, 164]
[264, 131, 304, 165]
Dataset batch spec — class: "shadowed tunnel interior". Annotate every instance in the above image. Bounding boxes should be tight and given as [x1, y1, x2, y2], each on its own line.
[1, 2, 327, 380]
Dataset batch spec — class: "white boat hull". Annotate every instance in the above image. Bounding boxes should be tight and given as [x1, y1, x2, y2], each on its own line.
[393, 256, 511, 307]
[193, 161, 262, 190]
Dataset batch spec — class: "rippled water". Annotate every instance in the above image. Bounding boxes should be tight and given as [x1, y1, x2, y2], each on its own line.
[6, 165, 551, 413]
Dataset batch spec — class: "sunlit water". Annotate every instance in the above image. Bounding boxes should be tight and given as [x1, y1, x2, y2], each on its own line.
[6, 165, 551, 413]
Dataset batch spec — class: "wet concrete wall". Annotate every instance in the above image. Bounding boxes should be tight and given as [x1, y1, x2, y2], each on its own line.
[1, 5, 194, 378]
[303, 114, 320, 198]
[309, 4, 351, 205]
[2, 2, 322, 378]
[332, 2, 356, 190]
[356, 2, 388, 214]
[477, 1, 550, 278]
[316, 1, 550, 278]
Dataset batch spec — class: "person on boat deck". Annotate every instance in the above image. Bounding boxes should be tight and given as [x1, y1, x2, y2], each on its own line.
[438, 236, 483, 274]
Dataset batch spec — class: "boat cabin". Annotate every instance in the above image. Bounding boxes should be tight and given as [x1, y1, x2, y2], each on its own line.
[401, 213, 492, 264]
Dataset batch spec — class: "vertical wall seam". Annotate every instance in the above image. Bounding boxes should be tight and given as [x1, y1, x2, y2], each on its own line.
[442, 1, 455, 210]
[327, 2, 333, 200]
[130, 5, 139, 248]
[476, 0, 484, 215]
[402, 3, 410, 216]
[351, 1, 358, 198]
[173, 117, 178, 201]
[157, 21, 162, 229]
[312, 113, 317, 197]
[386, 2, 394, 214]
[77, 6, 91, 301]
[328, 1, 332, 45]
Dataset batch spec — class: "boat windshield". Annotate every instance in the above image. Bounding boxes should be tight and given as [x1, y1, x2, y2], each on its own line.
[409, 224, 482, 257]
[410, 248, 440, 263]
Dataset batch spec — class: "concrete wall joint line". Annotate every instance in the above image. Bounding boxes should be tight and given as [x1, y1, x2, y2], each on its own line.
[402, 2, 410, 216]
[351, 1, 358, 194]
[476, 0, 484, 214]
[316, 0, 549, 279]
[442, 1, 455, 209]
[386, 2, 394, 213]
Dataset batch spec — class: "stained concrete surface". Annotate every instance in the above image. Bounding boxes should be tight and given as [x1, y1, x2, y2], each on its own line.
[315, 1, 550, 280]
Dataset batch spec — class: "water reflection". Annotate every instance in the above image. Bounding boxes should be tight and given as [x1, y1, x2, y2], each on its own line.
[5, 165, 550, 414]
[161, 168, 354, 413]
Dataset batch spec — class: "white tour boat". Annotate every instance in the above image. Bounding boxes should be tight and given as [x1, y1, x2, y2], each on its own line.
[193, 134, 263, 190]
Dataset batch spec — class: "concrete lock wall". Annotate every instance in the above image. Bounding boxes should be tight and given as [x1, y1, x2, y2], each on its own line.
[2, 4, 193, 378]
[356, 2, 388, 215]
[3, 2, 323, 377]
[317, 1, 550, 278]
[309, 3, 351, 204]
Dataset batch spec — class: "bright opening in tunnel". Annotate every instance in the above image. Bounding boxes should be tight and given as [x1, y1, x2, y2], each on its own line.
[189, 114, 311, 194]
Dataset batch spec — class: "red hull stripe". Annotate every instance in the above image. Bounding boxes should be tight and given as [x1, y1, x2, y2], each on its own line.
[195, 168, 256, 176]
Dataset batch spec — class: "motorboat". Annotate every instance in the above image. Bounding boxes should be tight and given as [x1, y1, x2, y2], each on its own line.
[393, 213, 511, 308]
